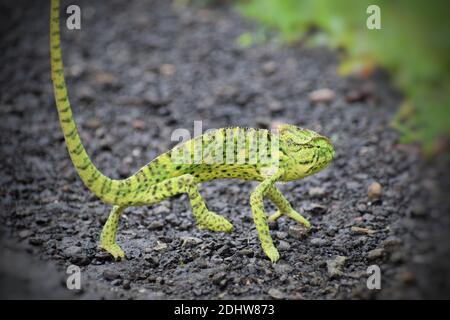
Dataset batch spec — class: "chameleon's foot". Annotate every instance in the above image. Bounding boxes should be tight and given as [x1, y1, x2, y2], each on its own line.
[101, 243, 126, 261]
[197, 211, 233, 233]
[286, 209, 311, 228]
[268, 210, 283, 222]
[262, 244, 280, 263]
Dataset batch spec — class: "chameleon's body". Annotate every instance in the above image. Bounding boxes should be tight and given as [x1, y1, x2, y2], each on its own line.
[50, 0, 334, 263]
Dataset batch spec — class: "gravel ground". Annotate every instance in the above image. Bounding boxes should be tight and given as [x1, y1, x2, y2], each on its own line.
[1, 0, 449, 299]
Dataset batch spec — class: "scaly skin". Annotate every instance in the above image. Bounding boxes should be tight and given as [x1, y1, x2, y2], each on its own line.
[50, 0, 335, 262]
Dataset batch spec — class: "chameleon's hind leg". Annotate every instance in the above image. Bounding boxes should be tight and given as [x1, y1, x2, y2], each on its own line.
[141, 174, 233, 233]
[266, 186, 310, 228]
[100, 205, 126, 260]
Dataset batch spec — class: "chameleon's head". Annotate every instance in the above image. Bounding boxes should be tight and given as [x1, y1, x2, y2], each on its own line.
[278, 124, 334, 180]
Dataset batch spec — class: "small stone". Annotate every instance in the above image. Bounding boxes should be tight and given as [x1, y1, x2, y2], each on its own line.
[85, 118, 101, 130]
[159, 64, 175, 76]
[274, 263, 293, 274]
[326, 256, 347, 278]
[382, 236, 402, 249]
[18, 230, 33, 239]
[275, 231, 288, 240]
[93, 71, 119, 87]
[277, 240, 291, 251]
[165, 213, 180, 226]
[78, 86, 95, 102]
[399, 270, 415, 285]
[268, 288, 284, 299]
[410, 203, 426, 217]
[239, 248, 254, 257]
[288, 225, 308, 239]
[212, 272, 227, 286]
[310, 238, 328, 246]
[153, 241, 168, 252]
[64, 245, 82, 257]
[304, 202, 327, 215]
[132, 119, 146, 130]
[148, 220, 164, 230]
[367, 182, 382, 200]
[268, 100, 284, 113]
[103, 270, 121, 281]
[308, 187, 326, 198]
[351, 226, 376, 235]
[367, 248, 384, 260]
[262, 61, 277, 75]
[309, 88, 335, 103]
[111, 279, 123, 286]
[181, 236, 203, 247]
[29, 237, 44, 246]
[157, 206, 172, 215]
[122, 280, 131, 290]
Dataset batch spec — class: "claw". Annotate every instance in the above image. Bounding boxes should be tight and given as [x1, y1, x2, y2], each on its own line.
[197, 211, 234, 233]
[101, 243, 126, 261]
[263, 245, 280, 263]
[286, 209, 310, 228]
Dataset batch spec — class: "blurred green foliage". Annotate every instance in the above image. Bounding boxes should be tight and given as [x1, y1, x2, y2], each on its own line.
[237, 0, 450, 155]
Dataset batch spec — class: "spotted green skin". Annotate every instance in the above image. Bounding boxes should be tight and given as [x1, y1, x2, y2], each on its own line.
[50, 0, 334, 262]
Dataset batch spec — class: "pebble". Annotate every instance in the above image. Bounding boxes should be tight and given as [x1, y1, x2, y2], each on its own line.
[64, 245, 82, 257]
[103, 269, 121, 281]
[309, 88, 335, 103]
[382, 236, 402, 249]
[367, 182, 382, 200]
[367, 248, 384, 260]
[277, 240, 291, 251]
[239, 248, 254, 257]
[153, 241, 168, 252]
[351, 226, 376, 235]
[148, 220, 165, 230]
[181, 236, 203, 247]
[308, 187, 326, 198]
[111, 279, 123, 286]
[288, 225, 308, 239]
[326, 256, 347, 278]
[29, 237, 44, 246]
[262, 61, 277, 75]
[132, 119, 146, 130]
[268, 100, 284, 113]
[304, 202, 327, 215]
[155, 205, 171, 215]
[268, 288, 284, 299]
[274, 263, 293, 274]
[93, 71, 119, 88]
[159, 64, 175, 76]
[18, 230, 33, 239]
[310, 238, 328, 246]
[122, 280, 131, 290]
[275, 231, 288, 240]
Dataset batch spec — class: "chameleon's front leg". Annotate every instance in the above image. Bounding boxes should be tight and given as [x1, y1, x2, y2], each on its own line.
[266, 186, 311, 228]
[250, 169, 284, 263]
[100, 205, 126, 260]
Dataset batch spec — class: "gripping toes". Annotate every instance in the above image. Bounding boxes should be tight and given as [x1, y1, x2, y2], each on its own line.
[101, 243, 125, 261]
[197, 211, 233, 233]
[263, 244, 280, 263]
[286, 209, 311, 228]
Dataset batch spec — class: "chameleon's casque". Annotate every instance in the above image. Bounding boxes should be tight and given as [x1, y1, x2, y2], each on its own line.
[50, 0, 334, 263]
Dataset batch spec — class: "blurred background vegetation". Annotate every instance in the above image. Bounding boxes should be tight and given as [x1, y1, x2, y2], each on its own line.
[234, 0, 450, 156]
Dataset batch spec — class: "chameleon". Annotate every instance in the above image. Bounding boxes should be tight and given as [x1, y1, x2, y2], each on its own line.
[49, 0, 334, 263]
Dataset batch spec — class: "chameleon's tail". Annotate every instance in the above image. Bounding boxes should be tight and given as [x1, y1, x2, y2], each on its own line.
[50, 0, 126, 204]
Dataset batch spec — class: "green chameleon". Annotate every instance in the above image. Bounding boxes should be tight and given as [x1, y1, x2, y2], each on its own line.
[50, 0, 334, 263]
